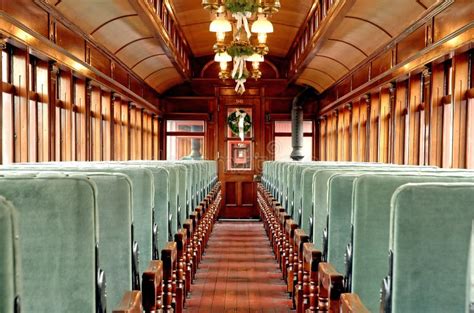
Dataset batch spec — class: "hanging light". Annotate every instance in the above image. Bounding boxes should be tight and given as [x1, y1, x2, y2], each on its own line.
[257, 32, 267, 44]
[210, 14, 232, 32]
[246, 53, 264, 63]
[216, 31, 226, 42]
[214, 51, 232, 62]
[251, 14, 273, 34]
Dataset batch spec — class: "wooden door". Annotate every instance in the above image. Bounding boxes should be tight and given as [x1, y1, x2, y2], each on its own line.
[217, 89, 263, 219]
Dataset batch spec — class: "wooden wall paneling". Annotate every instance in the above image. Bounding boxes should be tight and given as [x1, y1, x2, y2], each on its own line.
[441, 61, 454, 168]
[2, 0, 49, 38]
[36, 60, 49, 162]
[152, 115, 159, 160]
[12, 46, 28, 163]
[138, 108, 144, 160]
[122, 101, 130, 160]
[28, 57, 38, 162]
[379, 88, 391, 163]
[90, 85, 102, 161]
[369, 92, 380, 162]
[336, 109, 343, 161]
[394, 80, 407, 164]
[452, 53, 469, 168]
[101, 91, 112, 161]
[342, 107, 351, 161]
[0, 47, 4, 164]
[420, 68, 432, 165]
[319, 117, 327, 160]
[130, 105, 137, 160]
[408, 73, 422, 165]
[429, 62, 444, 167]
[113, 95, 122, 161]
[88, 44, 111, 77]
[58, 69, 72, 161]
[467, 94, 474, 168]
[74, 77, 87, 161]
[351, 101, 360, 161]
[56, 21, 85, 62]
[358, 98, 368, 162]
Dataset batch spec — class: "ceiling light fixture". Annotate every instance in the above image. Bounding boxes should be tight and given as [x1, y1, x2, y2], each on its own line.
[202, 0, 280, 94]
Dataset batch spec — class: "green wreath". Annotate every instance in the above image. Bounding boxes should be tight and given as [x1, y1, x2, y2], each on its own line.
[227, 110, 252, 136]
[224, 0, 258, 14]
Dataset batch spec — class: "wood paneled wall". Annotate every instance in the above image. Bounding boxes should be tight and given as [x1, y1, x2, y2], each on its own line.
[318, 50, 474, 168]
[1, 43, 161, 164]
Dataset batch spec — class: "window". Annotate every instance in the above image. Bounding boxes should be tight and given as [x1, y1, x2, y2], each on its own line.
[273, 121, 313, 161]
[166, 120, 205, 160]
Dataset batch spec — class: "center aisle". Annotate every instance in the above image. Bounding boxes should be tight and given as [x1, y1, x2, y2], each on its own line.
[185, 221, 293, 313]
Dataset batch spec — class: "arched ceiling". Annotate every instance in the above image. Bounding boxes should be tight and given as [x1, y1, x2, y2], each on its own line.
[52, 0, 183, 94]
[296, 0, 443, 92]
[169, 0, 314, 57]
[49, 0, 445, 95]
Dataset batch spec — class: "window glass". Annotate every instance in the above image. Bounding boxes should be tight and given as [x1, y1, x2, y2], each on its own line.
[274, 136, 313, 161]
[166, 136, 204, 160]
[274, 120, 312, 133]
[167, 120, 204, 132]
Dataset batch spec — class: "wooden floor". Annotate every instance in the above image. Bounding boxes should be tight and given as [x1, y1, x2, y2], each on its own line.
[185, 221, 293, 313]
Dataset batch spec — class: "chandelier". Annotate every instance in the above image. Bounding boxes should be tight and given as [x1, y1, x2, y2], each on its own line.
[202, 0, 281, 94]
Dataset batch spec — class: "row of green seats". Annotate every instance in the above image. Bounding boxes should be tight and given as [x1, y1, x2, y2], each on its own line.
[262, 161, 474, 312]
[0, 160, 217, 312]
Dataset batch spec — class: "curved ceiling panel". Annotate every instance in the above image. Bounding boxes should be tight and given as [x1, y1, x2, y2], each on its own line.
[295, 0, 443, 93]
[92, 16, 152, 54]
[134, 55, 174, 78]
[155, 77, 184, 94]
[299, 71, 333, 91]
[295, 78, 325, 92]
[55, 1, 136, 34]
[307, 55, 349, 80]
[330, 18, 391, 56]
[53, 0, 184, 95]
[145, 68, 182, 88]
[349, 0, 431, 36]
[116, 38, 166, 69]
[318, 40, 366, 69]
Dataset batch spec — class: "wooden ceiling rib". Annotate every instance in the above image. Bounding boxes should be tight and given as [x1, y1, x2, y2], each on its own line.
[52, 0, 183, 94]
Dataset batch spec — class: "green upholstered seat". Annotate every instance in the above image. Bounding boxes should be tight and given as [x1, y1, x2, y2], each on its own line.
[71, 173, 133, 309]
[0, 174, 98, 313]
[0, 165, 155, 276]
[327, 173, 361, 273]
[389, 183, 474, 313]
[351, 173, 474, 312]
[0, 196, 19, 313]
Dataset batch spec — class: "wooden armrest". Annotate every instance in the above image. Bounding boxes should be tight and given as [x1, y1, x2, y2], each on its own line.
[319, 262, 344, 312]
[142, 260, 163, 311]
[183, 219, 193, 238]
[174, 229, 187, 256]
[161, 242, 178, 272]
[279, 212, 290, 227]
[303, 243, 322, 273]
[340, 293, 370, 313]
[285, 219, 298, 239]
[295, 229, 309, 255]
[113, 290, 142, 313]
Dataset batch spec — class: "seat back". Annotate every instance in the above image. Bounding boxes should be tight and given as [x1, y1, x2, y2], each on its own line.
[352, 173, 474, 312]
[0, 197, 19, 313]
[390, 183, 474, 313]
[0, 174, 98, 313]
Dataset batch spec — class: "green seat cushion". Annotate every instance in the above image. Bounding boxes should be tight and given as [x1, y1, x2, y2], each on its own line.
[0, 196, 19, 313]
[390, 183, 474, 313]
[352, 173, 474, 312]
[0, 174, 97, 313]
